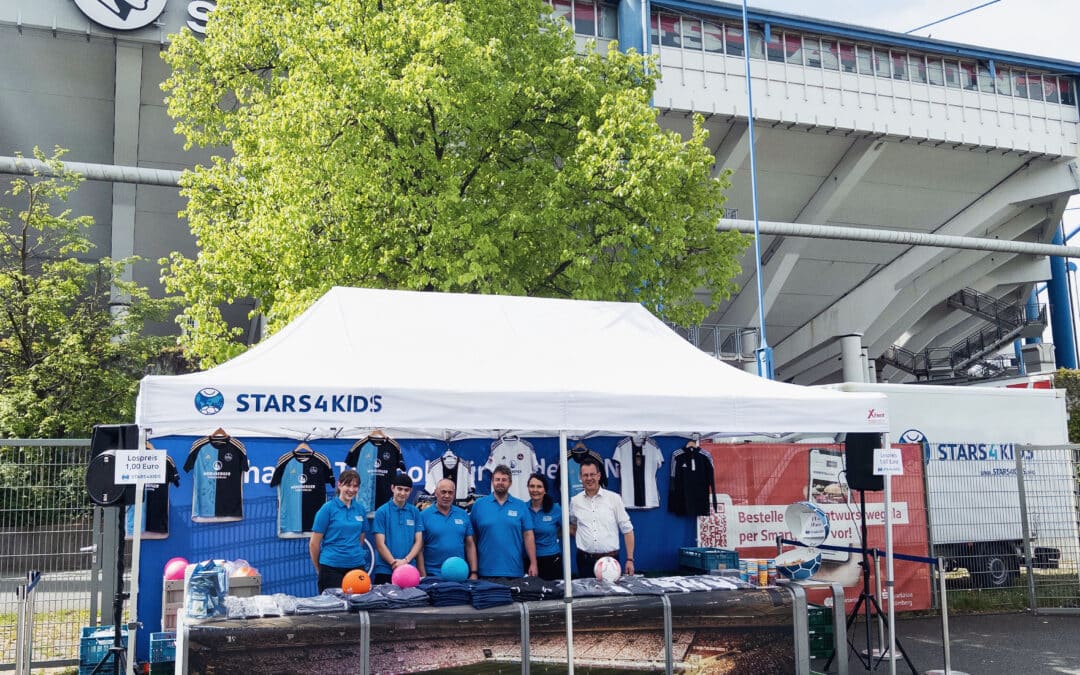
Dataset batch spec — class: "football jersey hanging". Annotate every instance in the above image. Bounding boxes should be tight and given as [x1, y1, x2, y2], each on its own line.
[270, 445, 336, 537]
[183, 430, 249, 522]
[556, 443, 607, 501]
[125, 454, 180, 540]
[482, 437, 539, 502]
[667, 442, 718, 517]
[344, 433, 405, 517]
[613, 436, 663, 509]
[423, 452, 476, 505]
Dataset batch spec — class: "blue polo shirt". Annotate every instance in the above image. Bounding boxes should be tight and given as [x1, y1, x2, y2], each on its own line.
[470, 494, 533, 577]
[372, 500, 424, 576]
[419, 505, 474, 577]
[311, 496, 370, 569]
[529, 503, 562, 556]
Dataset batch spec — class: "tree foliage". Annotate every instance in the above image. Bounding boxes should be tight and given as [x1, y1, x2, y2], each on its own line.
[0, 148, 176, 438]
[1055, 368, 1080, 443]
[162, 0, 747, 366]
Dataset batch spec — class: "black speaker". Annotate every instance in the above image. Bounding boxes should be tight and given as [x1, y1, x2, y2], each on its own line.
[90, 424, 139, 460]
[845, 432, 884, 492]
[85, 451, 135, 506]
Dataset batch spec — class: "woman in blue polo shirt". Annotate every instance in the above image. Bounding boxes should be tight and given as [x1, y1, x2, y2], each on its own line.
[527, 473, 562, 580]
[309, 469, 370, 592]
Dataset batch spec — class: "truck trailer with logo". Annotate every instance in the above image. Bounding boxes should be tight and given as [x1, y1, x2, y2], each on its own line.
[828, 382, 1075, 588]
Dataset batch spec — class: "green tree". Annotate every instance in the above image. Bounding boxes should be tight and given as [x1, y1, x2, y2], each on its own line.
[0, 148, 176, 438]
[1055, 368, 1080, 443]
[162, 0, 747, 366]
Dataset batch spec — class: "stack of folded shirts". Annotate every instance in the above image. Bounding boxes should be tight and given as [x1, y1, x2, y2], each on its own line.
[466, 579, 513, 609]
[294, 594, 348, 614]
[499, 576, 564, 601]
[376, 585, 430, 608]
[417, 578, 471, 607]
[272, 593, 298, 615]
[347, 589, 390, 611]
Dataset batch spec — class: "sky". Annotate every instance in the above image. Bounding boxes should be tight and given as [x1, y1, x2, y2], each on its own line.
[752, 0, 1080, 237]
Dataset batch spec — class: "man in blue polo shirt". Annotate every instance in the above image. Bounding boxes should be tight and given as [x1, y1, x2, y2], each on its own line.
[372, 473, 424, 584]
[418, 478, 478, 578]
[470, 464, 537, 578]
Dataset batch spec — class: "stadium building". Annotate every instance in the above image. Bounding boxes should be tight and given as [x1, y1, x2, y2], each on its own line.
[2, 0, 1078, 384]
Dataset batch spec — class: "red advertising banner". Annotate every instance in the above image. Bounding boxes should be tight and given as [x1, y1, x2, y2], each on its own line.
[697, 443, 931, 612]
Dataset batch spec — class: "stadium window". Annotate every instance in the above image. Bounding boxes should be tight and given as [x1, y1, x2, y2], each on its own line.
[748, 28, 765, 59]
[960, 61, 976, 89]
[703, 20, 724, 54]
[908, 55, 927, 84]
[927, 58, 944, 86]
[725, 24, 744, 56]
[552, 0, 572, 26]
[856, 45, 873, 75]
[574, 0, 596, 36]
[977, 65, 994, 93]
[766, 31, 784, 62]
[659, 14, 679, 47]
[783, 33, 802, 65]
[1044, 76, 1061, 103]
[944, 61, 961, 88]
[873, 48, 891, 78]
[995, 67, 1013, 96]
[803, 36, 822, 68]
[682, 17, 703, 50]
[821, 40, 840, 71]
[837, 42, 856, 73]
[598, 3, 617, 38]
[891, 53, 907, 81]
[1062, 78, 1076, 106]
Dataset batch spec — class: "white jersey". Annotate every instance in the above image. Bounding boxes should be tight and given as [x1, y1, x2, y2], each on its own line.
[424, 454, 476, 500]
[613, 437, 664, 509]
[483, 438, 540, 502]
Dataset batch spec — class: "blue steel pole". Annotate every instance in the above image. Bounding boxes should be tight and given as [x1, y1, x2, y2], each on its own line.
[1048, 224, 1077, 368]
[741, 0, 773, 379]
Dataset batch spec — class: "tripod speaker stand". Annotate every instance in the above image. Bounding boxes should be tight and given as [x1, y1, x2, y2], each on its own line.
[85, 450, 134, 675]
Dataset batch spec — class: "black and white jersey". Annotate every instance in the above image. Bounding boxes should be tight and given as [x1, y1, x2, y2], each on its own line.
[613, 437, 663, 509]
[667, 444, 717, 517]
[482, 438, 539, 502]
[555, 445, 607, 501]
[270, 447, 335, 537]
[183, 432, 249, 522]
[344, 434, 405, 516]
[423, 453, 476, 501]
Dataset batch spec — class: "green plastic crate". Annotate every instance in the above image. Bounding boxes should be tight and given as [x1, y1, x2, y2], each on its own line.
[678, 546, 739, 572]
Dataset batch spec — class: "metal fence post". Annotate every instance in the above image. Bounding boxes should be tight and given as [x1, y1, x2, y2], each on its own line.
[1015, 445, 1037, 612]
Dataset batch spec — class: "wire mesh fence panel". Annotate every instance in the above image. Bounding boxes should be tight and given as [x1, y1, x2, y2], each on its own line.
[1018, 445, 1080, 613]
[0, 440, 94, 670]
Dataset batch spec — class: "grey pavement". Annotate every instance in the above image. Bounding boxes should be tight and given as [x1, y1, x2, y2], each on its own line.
[837, 612, 1080, 675]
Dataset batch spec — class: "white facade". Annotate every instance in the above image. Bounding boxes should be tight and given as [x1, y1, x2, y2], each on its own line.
[1, 0, 1078, 381]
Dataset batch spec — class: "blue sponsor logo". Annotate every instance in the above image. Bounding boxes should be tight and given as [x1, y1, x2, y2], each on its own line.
[194, 388, 225, 415]
[897, 428, 929, 463]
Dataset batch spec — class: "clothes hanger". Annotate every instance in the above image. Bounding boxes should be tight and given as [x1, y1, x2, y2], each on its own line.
[369, 428, 387, 439]
[210, 427, 228, 440]
[294, 442, 314, 455]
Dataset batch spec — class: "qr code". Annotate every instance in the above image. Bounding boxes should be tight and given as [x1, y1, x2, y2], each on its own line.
[696, 503, 727, 548]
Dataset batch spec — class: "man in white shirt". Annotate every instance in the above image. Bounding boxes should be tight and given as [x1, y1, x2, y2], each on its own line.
[569, 462, 635, 578]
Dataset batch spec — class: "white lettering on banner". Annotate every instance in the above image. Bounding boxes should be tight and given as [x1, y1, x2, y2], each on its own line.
[187, 1, 217, 34]
[730, 503, 910, 548]
[115, 449, 167, 484]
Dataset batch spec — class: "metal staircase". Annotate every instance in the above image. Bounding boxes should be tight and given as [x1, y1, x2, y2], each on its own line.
[879, 289, 1046, 380]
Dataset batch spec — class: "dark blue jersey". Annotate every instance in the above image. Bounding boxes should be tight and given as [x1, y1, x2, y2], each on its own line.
[125, 456, 179, 540]
[183, 432, 249, 522]
[344, 435, 404, 516]
[270, 447, 335, 537]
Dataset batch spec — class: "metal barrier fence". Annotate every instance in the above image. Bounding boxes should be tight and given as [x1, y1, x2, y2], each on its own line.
[0, 439, 107, 672]
[925, 444, 1080, 614]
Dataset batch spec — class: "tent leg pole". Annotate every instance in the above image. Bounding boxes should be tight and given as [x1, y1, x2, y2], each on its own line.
[558, 430, 574, 674]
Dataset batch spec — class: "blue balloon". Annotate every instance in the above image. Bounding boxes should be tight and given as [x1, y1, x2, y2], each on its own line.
[441, 556, 468, 581]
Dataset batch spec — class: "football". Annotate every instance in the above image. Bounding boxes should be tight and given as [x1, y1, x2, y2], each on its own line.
[593, 556, 622, 583]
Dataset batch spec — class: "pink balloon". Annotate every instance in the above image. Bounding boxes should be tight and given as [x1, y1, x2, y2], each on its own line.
[164, 559, 189, 581]
[391, 564, 420, 589]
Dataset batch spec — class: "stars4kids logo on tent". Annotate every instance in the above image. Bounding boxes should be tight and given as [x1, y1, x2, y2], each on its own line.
[194, 388, 225, 415]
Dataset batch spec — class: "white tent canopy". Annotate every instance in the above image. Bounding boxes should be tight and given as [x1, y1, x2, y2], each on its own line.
[136, 287, 888, 437]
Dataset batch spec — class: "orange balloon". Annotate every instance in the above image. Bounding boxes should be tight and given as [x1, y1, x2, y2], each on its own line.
[342, 569, 371, 594]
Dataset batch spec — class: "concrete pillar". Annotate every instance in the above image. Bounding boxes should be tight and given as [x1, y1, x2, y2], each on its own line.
[109, 45, 143, 314]
[840, 334, 864, 383]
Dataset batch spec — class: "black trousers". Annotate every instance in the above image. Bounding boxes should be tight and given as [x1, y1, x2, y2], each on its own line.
[317, 565, 353, 593]
[535, 553, 563, 581]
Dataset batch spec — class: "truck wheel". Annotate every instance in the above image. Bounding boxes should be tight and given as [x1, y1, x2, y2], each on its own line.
[971, 544, 1019, 589]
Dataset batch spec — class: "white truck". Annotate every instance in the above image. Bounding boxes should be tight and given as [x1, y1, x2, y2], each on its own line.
[828, 382, 1075, 588]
